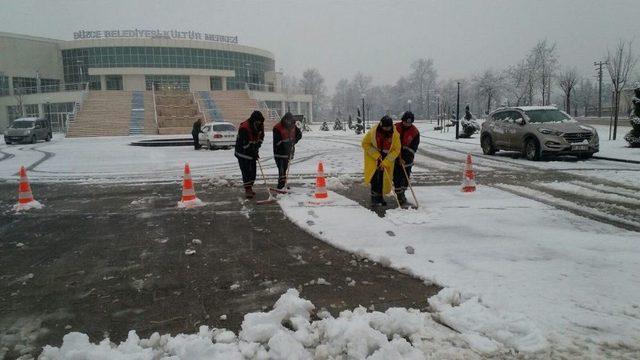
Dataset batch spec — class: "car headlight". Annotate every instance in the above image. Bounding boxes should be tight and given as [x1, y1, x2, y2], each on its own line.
[538, 128, 562, 136]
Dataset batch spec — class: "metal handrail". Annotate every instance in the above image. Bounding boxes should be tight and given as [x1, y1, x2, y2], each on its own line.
[193, 91, 207, 122]
[152, 84, 159, 133]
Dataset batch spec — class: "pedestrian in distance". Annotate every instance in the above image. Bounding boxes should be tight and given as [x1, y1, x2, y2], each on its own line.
[273, 112, 302, 189]
[192, 118, 204, 150]
[361, 115, 401, 207]
[235, 111, 265, 198]
[393, 111, 420, 206]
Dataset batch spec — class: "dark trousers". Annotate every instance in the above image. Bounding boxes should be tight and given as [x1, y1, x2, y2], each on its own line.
[238, 158, 257, 188]
[393, 161, 412, 193]
[192, 133, 201, 150]
[275, 157, 289, 189]
[370, 169, 384, 197]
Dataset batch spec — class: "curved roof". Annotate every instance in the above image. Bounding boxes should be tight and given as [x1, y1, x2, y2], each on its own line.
[59, 37, 274, 59]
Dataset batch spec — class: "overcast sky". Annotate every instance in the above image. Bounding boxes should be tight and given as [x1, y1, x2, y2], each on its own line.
[1, 0, 638, 91]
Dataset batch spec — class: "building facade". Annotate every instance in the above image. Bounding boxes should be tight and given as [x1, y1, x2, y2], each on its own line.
[0, 31, 312, 131]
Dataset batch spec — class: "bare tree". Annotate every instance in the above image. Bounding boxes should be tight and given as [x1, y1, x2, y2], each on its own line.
[575, 78, 596, 116]
[606, 40, 638, 139]
[504, 60, 531, 106]
[474, 70, 502, 114]
[409, 59, 437, 119]
[558, 67, 579, 114]
[529, 40, 558, 105]
[14, 87, 26, 118]
[299, 68, 327, 120]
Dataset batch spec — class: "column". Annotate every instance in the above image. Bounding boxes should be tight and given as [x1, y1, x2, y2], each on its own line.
[281, 101, 286, 115]
[100, 75, 106, 90]
[221, 77, 227, 91]
[296, 102, 301, 115]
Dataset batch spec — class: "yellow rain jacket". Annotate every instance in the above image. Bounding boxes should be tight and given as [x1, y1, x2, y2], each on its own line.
[361, 124, 401, 195]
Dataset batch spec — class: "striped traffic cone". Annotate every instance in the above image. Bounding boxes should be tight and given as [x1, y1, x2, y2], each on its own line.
[14, 166, 43, 211]
[314, 161, 328, 199]
[461, 153, 476, 193]
[178, 163, 203, 208]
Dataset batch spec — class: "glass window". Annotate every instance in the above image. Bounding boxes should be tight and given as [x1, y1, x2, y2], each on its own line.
[12, 77, 38, 94]
[0, 75, 10, 96]
[212, 124, 236, 132]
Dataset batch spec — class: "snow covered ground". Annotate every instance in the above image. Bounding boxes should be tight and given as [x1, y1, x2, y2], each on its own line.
[5, 125, 640, 358]
[277, 186, 640, 358]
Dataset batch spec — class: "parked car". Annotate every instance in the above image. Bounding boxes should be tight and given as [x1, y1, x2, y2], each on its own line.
[199, 122, 236, 150]
[4, 117, 52, 144]
[480, 106, 599, 160]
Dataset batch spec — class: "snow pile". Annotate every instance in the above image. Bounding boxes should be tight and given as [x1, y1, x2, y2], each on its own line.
[40, 289, 479, 359]
[428, 288, 547, 354]
[177, 198, 205, 209]
[12, 200, 44, 212]
[326, 173, 356, 190]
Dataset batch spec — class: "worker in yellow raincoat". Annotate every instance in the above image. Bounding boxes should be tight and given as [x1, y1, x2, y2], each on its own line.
[361, 115, 401, 207]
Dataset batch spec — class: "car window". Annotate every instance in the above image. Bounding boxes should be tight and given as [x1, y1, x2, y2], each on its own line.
[491, 112, 505, 122]
[524, 109, 571, 123]
[212, 124, 236, 132]
[10, 121, 35, 129]
[202, 125, 210, 132]
[503, 111, 522, 124]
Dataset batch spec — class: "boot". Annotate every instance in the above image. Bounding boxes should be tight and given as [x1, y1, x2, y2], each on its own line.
[244, 186, 255, 199]
[379, 196, 387, 207]
[371, 195, 382, 207]
[397, 192, 407, 206]
[277, 179, 286, 189]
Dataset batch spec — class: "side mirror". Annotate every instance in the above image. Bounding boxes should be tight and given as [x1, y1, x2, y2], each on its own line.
[515, 118, 525, 125]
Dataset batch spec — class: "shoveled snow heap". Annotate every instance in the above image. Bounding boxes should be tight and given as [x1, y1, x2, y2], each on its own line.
[40, 289, 479, 359]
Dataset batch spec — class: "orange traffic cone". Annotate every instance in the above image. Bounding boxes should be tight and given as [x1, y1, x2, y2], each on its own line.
[14, 166, 43, 211]
[178, 163, 203, 208]
[314, 161, 328, 199]
[461, 153, 476, 193]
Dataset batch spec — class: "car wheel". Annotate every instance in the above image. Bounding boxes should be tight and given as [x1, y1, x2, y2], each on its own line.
[31, 136, 36, 144]
[578, 153, 593, 160]
[524, 138, 540, 161]
[45, 133, 51, 142]
[4, 140, 11, 145]
[481, 134, 496, 155]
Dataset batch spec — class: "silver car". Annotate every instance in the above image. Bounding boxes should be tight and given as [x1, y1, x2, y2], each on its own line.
[4, 117, 53, 144]
[480, 106, 599, 160]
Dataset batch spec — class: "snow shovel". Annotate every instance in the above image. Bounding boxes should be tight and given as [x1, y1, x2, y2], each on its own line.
[256, 157, 278, 205]
[400, 159, 420, 209]
[381, 166, 402, 208]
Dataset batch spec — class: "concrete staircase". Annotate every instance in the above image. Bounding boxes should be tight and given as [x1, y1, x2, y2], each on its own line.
[155, 90, 204, 135]
[67, 91, 158, 137]
[67, 91, 130, 137]
[210, 90, 275, 127]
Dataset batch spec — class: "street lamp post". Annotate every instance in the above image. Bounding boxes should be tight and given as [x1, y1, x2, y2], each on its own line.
[245, 63, 251, 89]
[456, 82, 460, 139]
[407, 99, 412, 112]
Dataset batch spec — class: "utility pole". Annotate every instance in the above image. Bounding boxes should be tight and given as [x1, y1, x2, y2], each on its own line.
[594, 61, 608, 118]
[456, 82, 460, 139]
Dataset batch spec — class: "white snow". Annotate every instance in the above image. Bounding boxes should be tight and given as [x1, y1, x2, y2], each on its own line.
[40, 289, 485, 359]
[12, 200, 44, 212]
[277, 186, 640, 358]
[177, 198, 205, 209]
